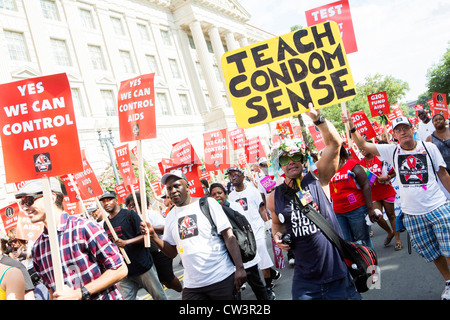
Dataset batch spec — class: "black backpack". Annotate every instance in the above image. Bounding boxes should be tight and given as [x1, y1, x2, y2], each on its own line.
[199, 196, 257, 264]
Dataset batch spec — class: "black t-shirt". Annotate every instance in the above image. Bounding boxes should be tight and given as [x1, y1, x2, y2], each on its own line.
[104, 209, 153, 277]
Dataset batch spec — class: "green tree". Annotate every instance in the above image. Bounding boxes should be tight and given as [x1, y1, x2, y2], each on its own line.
[321, 74, 410, 132]
[426, 42, 450, 99]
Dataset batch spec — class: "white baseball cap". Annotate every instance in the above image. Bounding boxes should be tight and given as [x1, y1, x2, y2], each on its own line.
[391, 116, 412, 130]
[161, 169, 188, 186]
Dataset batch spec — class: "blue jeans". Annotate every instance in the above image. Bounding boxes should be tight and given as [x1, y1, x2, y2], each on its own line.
[118, 265, 168, 300]
[292, 273, 362, 300]
[335, 205, 374, 249]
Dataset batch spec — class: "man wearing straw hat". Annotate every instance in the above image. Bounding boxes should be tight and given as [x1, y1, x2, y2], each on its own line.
[15, 177, 128, 300]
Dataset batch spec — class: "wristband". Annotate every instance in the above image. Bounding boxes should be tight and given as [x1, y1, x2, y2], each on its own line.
[349, 127, 357, 133]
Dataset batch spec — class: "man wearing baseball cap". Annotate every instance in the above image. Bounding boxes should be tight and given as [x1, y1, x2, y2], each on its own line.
[141, 169, 247, 299]
[343, 112, 450, 300]
[15, 178, 127, 300]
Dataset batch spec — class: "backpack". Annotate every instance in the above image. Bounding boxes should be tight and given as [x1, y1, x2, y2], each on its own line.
[302, 204, 378, 293]
[199, 196, 257, 264]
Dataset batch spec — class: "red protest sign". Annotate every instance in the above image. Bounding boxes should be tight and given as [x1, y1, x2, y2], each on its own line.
[0, 202, 20, 232]
[158, 158, 174, 176]
[171, 138, 201, 165]
[415, 104, 423, 115]
[428, 99, 435, 114]
[114, 184, 128, 205]
[305, 0, 358, 54]
[118, 74, 156, 142]
[15, 209, 44, 241]
[115, 145, 138, 186]
[73, 150, 103, 199]
[308, 125, 326, 150]
[350, 110, 377, 140]
[203, 129, 230, 172]
[150, 180, 162, 197]
[432, 92, 448, 118]
[228, 128, 246, 149]
[165, 163, 204, 198]
[245, 137, 267, 164]
[368, 91, 390, 117]
[60, 174, 80, 203]
[0, 73, 82, 183]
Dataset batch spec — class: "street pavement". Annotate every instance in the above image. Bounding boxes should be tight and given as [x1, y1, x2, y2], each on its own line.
[138, 221, 446, 300]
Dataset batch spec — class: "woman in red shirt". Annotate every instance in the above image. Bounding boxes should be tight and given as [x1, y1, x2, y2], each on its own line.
[359, 144, 402, 250]
[329, 145, 379, 249]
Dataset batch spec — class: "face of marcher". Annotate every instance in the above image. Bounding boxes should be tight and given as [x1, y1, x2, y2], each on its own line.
[210, 187, 227, 205]
[280, 153, 304, 180]
[432, 115, 446, 130]
[19, 194, 46, 224]
[101, 197, 119, 214]
[166, 177, 190, 207]
[228, 171, 244, 188]
[392, 124, 414, 146]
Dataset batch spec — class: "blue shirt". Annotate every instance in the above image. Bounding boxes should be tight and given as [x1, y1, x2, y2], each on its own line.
[274, 172, 347, 284]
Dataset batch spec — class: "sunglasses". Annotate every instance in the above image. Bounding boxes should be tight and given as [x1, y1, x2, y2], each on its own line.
[19, 193, 43, 207]
[279, 153, 304, 166]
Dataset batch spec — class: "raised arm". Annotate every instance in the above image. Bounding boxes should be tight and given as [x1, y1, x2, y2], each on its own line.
[341, 110, 380, 156]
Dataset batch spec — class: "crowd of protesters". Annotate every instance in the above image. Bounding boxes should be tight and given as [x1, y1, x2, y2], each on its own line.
[1, 107, 450, 301]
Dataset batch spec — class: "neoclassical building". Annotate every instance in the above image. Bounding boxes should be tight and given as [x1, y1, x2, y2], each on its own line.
[0, 0, 282, 206]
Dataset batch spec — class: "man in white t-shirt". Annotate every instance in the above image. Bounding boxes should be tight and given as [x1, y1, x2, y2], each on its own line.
[141, 170, 246, 300]
[227, 167, 280, 296]
[343, 113, 450, 300]
[417, 109, 435, 141]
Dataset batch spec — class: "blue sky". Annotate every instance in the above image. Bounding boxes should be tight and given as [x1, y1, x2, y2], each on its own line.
[239, 0, 450, 103]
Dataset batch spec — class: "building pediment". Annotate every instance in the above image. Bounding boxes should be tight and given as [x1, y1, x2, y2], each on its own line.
[10, 66, 41, 80]
[171, 0, 250, 21]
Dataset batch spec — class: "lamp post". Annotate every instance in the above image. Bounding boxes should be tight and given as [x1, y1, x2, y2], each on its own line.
[97, 128, 121, 185]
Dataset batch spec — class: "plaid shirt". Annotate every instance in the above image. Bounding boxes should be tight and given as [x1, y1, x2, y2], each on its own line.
[32, 212, 124, 300]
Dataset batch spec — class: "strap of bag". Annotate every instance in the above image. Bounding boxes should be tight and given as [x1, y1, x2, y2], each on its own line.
[199, 196, 218, 236]
[301, 204, 346, 258]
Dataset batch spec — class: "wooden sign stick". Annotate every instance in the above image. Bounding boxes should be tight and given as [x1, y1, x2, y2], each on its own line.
[137, 140, 151, 248]
[41, 177, 65, 292]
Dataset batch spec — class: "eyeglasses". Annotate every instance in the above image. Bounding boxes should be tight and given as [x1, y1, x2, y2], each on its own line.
[393, 126, 411, 134]
[229, 174, 244, 180]
[19, 193, 43, 207]
[279, 153, 304, 166]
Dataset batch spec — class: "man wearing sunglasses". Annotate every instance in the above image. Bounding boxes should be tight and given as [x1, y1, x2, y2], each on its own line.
[15, 178, 128, 300]
[343, 112, 450, 300]
[267, 107, 361, 300]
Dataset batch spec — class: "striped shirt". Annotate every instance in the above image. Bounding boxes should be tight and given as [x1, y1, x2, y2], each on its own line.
[32, 212, 124, 300]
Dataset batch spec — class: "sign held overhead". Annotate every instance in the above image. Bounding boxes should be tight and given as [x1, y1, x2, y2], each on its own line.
[221, 21, 356, 129]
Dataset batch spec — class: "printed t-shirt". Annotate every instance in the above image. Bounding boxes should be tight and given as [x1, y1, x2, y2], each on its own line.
[228, 185, 265, 240]
[329, 159, 366, 213]
[162, 197, 234, 289]
[376, 142, 447, 215]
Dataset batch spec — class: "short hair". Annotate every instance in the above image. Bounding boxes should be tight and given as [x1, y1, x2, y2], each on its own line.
[209, 183, 227, 195]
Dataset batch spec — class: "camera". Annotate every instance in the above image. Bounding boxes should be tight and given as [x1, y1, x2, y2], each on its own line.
[281, 233, 293, 247]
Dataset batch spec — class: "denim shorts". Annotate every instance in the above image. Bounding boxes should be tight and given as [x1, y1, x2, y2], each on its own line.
[403, 202, 450, 262]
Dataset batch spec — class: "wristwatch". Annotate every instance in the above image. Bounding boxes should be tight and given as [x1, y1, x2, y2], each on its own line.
[313, 115, 326, 126]
[81, 286, 91, 300]
[350, 127, 357, 133]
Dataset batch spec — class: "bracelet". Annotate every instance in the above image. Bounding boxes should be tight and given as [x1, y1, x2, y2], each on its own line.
[349, 127, 357, 133]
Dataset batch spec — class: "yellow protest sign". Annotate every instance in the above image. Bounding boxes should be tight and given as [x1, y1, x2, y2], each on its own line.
[221, 21, 356, 128]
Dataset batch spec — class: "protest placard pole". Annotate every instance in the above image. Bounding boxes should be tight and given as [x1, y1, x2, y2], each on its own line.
[68, 174, 89, 219]
[341, 101, 353, 146]
[137, 140, 151, 248]
[41, 177, 65, 292]
[95, 197, 131, 264]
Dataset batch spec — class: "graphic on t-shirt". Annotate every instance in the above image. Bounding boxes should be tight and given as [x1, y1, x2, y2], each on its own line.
[236, 198, 248, 211]
[398, 154, 428, 185]
[178, 215, 198, 240]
